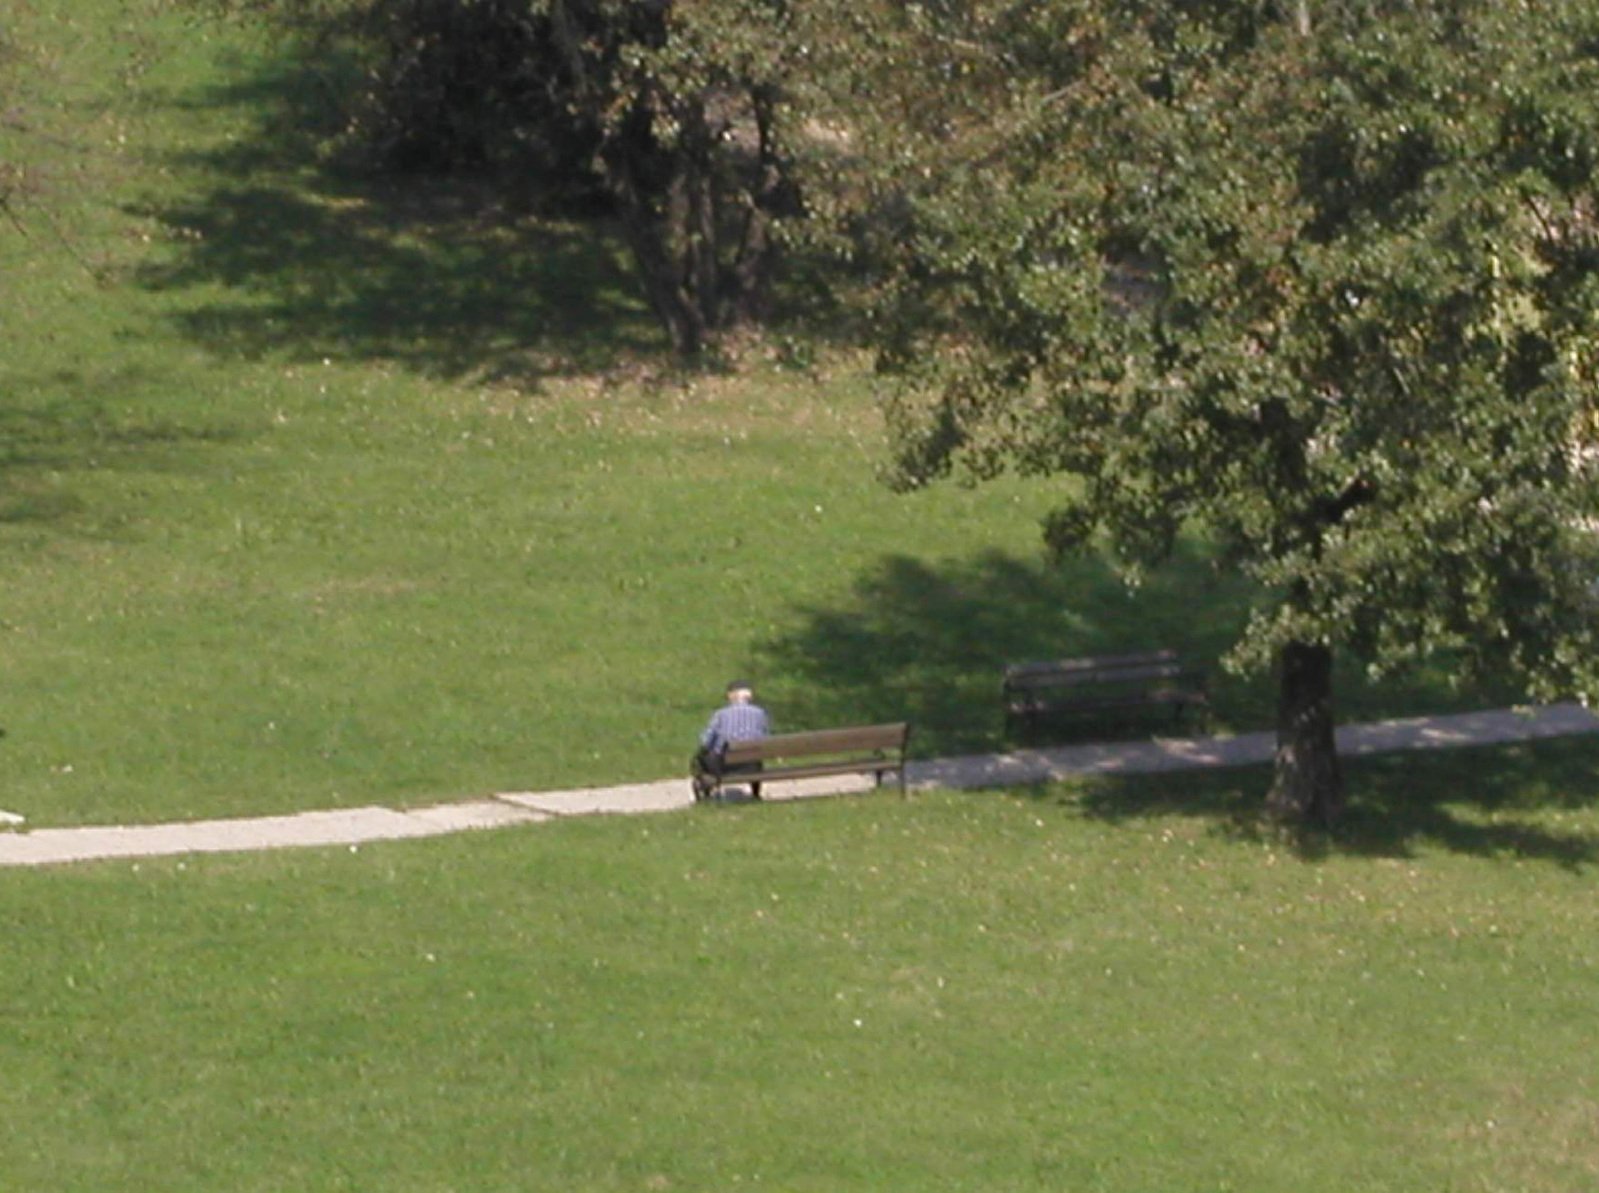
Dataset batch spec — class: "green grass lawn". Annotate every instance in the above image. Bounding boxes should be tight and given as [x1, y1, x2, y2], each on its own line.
[0, 0, 1057, 825]
[4, 6, 1599, 1192]
[3, 752, 1597, 1192]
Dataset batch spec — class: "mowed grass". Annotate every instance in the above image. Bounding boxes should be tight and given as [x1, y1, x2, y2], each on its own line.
[0, 0, 1068, 826]
[3, 760, 1597, 1192]
[0, 334, 1067, 825]
[4, 6, 1599, 1193]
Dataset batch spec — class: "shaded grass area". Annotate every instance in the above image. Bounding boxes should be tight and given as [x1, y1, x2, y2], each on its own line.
[120, 30, 661, 383]
[2, 778, 1596, 1191]
[131, 180, 659, 384]
[0, 386, 248, 529]
[1073, 734, 1599, 871]
[757, 543, 1520, 760]
[757, 547, 1247, 757]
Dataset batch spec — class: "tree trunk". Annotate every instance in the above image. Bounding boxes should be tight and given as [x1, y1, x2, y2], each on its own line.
[601, 103, 708, 357]
[1268, 640, 1344, 826]
[613, 188, 707, 356]
[544, 0, 783, 357]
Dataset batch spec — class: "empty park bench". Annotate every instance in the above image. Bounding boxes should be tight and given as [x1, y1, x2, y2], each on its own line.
[692, 722, 913, 802]
[1002, 650, 1207, 735]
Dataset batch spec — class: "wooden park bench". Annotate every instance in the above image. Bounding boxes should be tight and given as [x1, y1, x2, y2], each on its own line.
[1002, 650, 1207, 735]
[692, 722, 912, 802]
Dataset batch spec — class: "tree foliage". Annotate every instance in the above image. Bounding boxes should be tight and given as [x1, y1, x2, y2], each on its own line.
[215, 0, 819, 355]
[549, 0, 805, 355]
[874, 0, 1599, 822]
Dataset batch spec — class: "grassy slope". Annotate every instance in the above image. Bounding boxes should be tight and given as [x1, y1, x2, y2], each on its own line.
[2, 7, 1598, 1192]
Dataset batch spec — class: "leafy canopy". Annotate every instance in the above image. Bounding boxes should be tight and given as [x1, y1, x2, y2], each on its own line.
[878, 0, 1599, 702]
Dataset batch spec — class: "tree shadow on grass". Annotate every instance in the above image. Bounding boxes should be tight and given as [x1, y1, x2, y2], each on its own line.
[0, 384, 247, 537]
[756, 544, 1263, 759]
[129, 52, 664, 385]
[134, 184, 659, 382]
[757, 545, 1514, 759]
[757, 545, 1596, 866]
[1067, 737, 1599, 870]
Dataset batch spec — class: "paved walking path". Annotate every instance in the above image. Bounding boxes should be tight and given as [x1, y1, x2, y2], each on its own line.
[3, 703, 1597, 869]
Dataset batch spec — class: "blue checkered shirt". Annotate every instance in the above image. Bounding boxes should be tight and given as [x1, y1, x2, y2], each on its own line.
[700, 701, 770, 752]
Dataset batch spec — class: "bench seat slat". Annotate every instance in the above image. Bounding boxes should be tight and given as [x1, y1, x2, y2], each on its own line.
[745, 758, 905, 784]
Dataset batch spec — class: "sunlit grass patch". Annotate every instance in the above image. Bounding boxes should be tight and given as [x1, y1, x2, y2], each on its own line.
[3, 778, 1597, 1190]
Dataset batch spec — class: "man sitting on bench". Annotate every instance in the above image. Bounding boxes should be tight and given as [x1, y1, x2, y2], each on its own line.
[692, 680, 770, 800]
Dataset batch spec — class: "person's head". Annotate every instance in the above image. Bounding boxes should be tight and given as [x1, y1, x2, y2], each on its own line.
[726, 680, 755, 704]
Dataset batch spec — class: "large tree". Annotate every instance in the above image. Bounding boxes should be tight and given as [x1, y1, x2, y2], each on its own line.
[872, 0, 1599, 824]
[542, 0, 803, 355]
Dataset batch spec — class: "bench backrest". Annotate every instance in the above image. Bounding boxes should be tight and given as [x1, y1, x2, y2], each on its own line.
[1004, 651, 1195, 691]
[724, 722, 911, 767]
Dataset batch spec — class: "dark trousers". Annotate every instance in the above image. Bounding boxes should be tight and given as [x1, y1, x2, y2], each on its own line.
[691, 747, 763, 799]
